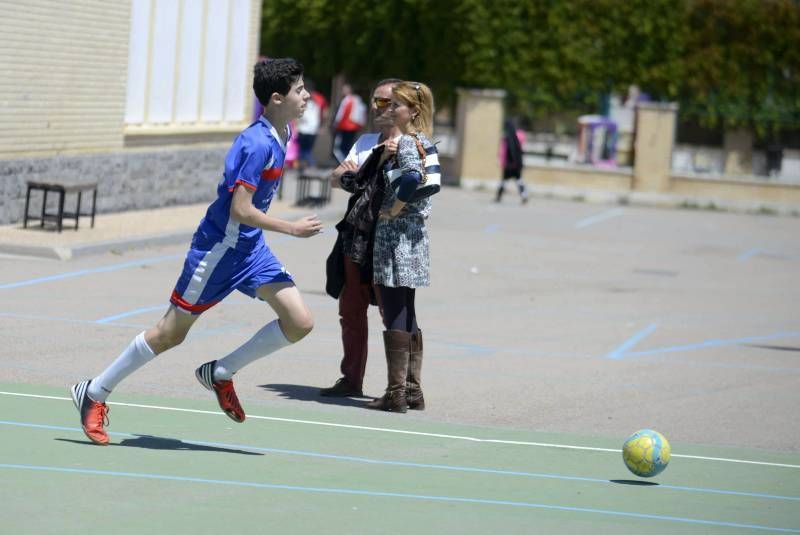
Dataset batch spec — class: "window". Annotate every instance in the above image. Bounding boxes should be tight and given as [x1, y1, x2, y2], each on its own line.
[124, 0, 251, 128]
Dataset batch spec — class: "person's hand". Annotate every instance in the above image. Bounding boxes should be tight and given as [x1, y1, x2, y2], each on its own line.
[331, 160, 358, 180]
[291, 215, 323, 237]
[378, 207, 403, 220]
[331, 160, 358, 188]
[378, 140, 397, 165]
[383, 138, 398, 157]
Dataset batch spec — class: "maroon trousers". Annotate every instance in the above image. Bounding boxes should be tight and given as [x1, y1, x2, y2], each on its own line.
[338, 256, 375, 389]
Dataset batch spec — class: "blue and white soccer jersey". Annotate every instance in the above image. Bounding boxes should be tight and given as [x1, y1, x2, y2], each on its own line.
[170, 116, 294, 314]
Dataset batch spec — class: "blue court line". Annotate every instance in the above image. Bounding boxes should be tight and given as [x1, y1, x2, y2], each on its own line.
[0, 311, 147, 330]
[94, 305, 167, 324]
[1, 420, 797, 503]
[0, 254, 183, 290]
[606, 323, 659, 359]
[484, 224, 501, 233]
[1, 463, 797, 532]
[574, 208, 625, 229]
[93, 296, 255, 325]
[620, 331, 800, 359]
[738, 248, 762, 262]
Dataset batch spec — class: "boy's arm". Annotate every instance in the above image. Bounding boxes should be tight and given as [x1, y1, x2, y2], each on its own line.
[230, 186, 322, 237]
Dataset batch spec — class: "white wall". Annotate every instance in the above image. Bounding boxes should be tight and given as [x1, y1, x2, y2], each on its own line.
[124, 0, 252, 128]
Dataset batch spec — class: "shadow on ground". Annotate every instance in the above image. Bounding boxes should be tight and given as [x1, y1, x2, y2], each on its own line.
[258, 383, 372, 408]
[745, 344, 800, 352]
[56, 435, 263, 455]
[609, 479, 660, 486]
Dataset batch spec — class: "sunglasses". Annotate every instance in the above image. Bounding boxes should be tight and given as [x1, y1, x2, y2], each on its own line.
[373, 97, 392, 109]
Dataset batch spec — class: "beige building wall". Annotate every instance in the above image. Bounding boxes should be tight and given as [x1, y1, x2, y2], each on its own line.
[454, 88, 505, 184]
[0, 0, 130, 157]
[523, 165, 632, 192]
[633, 102, 678, 192]
[671, 175, 800, 205]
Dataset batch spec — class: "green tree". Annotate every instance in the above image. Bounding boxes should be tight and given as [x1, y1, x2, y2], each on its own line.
[680, 0, 800, 136]
[260, 0, 799, 135]
[260, 0, 467, 105]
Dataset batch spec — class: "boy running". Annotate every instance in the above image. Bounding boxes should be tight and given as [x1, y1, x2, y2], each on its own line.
[71, 58, 323, 445]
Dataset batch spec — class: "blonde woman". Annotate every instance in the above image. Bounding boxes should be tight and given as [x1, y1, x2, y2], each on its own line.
[367, 81, 438, 413]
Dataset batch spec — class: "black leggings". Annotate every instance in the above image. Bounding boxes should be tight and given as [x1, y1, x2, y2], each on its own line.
[378, 285, 418, 333]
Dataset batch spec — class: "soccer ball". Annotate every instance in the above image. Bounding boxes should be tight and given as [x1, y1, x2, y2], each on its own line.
[622, 429, 671, 477]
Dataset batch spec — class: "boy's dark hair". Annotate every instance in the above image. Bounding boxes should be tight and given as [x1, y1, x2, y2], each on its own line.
[253, 58, 304, 107]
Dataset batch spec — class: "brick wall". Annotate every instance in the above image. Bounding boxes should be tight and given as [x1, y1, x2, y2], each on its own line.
[0, 0, 130, 157]
[0, 145, 228, 225]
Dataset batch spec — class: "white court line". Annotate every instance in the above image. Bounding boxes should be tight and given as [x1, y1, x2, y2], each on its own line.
[2, 390, 798, 469]
[575, 208, 625, 229]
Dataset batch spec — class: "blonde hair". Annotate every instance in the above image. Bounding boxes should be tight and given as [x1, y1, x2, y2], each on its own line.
[393, 81, 434, 137]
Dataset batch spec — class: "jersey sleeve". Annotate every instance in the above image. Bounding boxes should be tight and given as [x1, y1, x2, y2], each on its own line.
[231, 139, 270, 192]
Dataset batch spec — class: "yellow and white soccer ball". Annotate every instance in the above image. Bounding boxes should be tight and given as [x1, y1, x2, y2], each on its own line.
[622, 429, 671, 477]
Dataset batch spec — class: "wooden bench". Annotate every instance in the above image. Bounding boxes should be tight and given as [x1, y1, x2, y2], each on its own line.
[23, 181, 97, 232]
[294, 167, 332, 207]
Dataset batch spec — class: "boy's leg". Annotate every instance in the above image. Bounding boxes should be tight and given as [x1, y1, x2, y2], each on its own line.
[255, 281, 315, 341]
[145, 304, 202, 354]
[196, 282, 310, 423]
[72, 306, 198, 445]
[212, 282, 312, 380]
[88, 306, 198, 401]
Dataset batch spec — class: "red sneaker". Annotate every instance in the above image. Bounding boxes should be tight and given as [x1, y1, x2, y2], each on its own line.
[70, 380, 110, 445]
[195, 361, 246, 423]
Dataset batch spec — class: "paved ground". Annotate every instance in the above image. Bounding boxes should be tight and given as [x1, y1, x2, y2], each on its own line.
[1, 175, 799, 454]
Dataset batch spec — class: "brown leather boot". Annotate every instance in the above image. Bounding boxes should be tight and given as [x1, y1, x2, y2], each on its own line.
[366, 330, 410, 413]
[406, 330, 425, 410]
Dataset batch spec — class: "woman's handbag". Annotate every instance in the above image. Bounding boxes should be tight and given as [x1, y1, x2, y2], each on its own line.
[325, 231, 346, 299]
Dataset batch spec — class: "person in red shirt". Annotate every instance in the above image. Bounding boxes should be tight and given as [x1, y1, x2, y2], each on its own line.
[332, 83, 366, 162]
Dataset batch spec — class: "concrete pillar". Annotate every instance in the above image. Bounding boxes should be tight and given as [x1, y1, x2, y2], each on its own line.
[723, 128, 754, 176]
[633, 102, 678, 192]
[454, 88, 506, 186]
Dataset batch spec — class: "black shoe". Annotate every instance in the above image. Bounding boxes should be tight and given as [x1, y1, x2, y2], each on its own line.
[320, 378, 363, 397]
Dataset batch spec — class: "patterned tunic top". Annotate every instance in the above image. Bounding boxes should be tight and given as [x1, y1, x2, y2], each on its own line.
[373, 132, 433, 288]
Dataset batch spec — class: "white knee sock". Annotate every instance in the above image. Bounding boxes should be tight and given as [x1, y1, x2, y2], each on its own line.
[88, 332, 156, 402]
[213, 320, 291, 381]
